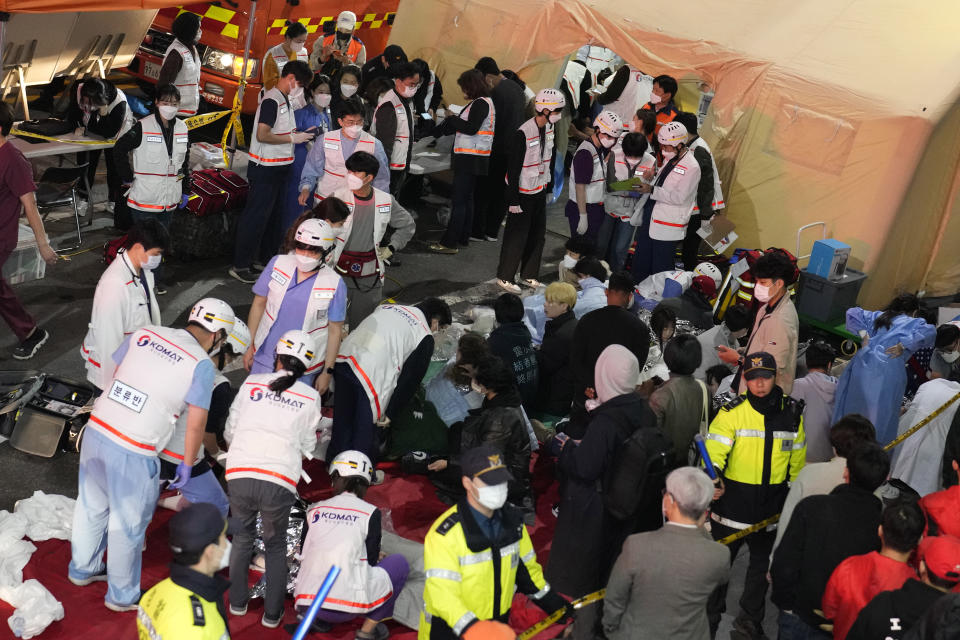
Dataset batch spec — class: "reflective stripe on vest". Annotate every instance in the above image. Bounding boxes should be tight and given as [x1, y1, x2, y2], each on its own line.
[568, 140, 605, 204]
[453, 97, 495, 156]
[249, 87, 295, 165]
[512, 117, 554, 194]
[127, 115, 189, 212]
[164, 41, 200, 116]
[373, 90, 410, 170]
[314, 130, 377, 202]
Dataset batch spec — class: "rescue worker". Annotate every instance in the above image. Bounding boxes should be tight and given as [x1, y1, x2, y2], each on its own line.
[263, 22, 310, 110]
[704, 351, 806, 639]
[329, 299, 452, 465]
[595, 131, 655, 272]
[420, 444, 572, 639]
[674, 111, 724, 270]
[137, 503, 233, 640]
[298, 98, 390, 206]
[294, 450, 409, 638]
[69, 297, 235, 612]
[495, 88, 565, 293]
[229, 60, 313, 284]
[225, 329, 322, 629]
[80, 221, 168, 391]
[157, 11, 202, 118]
[312, 10, 368, 76]
[330, 151, 416, 328]
[639, 74, 679, 139]
[631, 121, 701, 283]
[113, 83, 190, 289]
[565, 110, 622, 241]
[244, 218, 347, 394]
[596, 64, 653, 127]
[372, 61, 420, 194]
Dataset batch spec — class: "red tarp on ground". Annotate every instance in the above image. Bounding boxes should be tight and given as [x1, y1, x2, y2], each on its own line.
[0, 1, 175, 10]
[2, 456, 564, 640]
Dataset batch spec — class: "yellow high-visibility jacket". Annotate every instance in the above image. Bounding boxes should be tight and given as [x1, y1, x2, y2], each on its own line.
[138, 572, 229, 640]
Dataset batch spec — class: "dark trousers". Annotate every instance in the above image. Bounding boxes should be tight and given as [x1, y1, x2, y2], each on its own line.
[389, 169, 408, 197]
[707, 522, 776, 633]
[441, 170, 478, 247]
[497, 192, 547, 282]
[78, 148, 122, 203]
[329, 363, 377, 463]
[233, 162, 291, 269]
[777, 610, 832, 640]
[631, 225, 678, 284]
[0, 245, 38, 341]
[681, 213, 703, 270]
[473, 152, 507, 238]
[227, 477, 297, 618]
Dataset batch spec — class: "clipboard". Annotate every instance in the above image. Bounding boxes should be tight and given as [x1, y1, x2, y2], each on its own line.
[697, 215, 738, 254]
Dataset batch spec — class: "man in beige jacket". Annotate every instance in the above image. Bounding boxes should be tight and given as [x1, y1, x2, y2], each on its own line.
[719, 251, 799, 394]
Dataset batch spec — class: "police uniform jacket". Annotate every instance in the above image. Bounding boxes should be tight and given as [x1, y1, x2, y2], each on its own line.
[137, 563, 230, 639]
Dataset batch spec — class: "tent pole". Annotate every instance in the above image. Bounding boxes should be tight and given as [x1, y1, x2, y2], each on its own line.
[230, 0, 256, 158]
[0, 13, 9, 70]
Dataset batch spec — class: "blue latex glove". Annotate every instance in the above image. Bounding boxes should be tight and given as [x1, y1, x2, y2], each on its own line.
[169, 462, 192, 489]
[180, 194, 190, 209]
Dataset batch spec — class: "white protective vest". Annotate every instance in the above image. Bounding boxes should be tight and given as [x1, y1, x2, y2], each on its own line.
[453, 97, 495, 157]
[372, 90, 411, 171]
[687, 136, 726, 213]
[264, 43, 309, 110]
[313, 129, 378, 204]
[126, 114, 189, 212]
[568, 140, 606, 204]
[80, 251, 162, 390]
[224, 372, 321, 493]
[330, 186, 393, 280]
[337, 304, 431, 420]
[88, 326, 210, 456]
[254, 253, 343, 374]
[604, 144, 655, 220]
[75, 84, 135, 135]
[512, 117, 555, 196]
[649, 150, 701, 241]
[163, 40, 201, 116]
[249, 87, 295, 166]
[606, 66, 653, 127]
[159, 372, 228, 465]
[295, 492, 393, 613]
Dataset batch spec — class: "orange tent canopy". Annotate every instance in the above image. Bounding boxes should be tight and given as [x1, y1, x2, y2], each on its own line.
[0, 0, 176, 10]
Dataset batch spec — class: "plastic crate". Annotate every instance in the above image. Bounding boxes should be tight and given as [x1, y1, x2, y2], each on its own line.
[797, 268, 867, 325]
[1, 225, 45, 285]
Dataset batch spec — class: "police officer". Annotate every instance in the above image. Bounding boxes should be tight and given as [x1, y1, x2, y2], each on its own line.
[420, 444, 572, 640]
[69, 297, 235, 612]
[704, 351, 806, 640]
[137, 502, 234, 640]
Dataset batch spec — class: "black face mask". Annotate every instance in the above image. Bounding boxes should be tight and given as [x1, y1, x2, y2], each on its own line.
[336, 31, 350, 43]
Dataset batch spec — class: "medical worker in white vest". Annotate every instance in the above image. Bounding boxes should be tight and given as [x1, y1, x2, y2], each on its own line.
[224, 329, 322, 629]
[262, 22, 311, 110]
[113, 83, 190, 290]
[68, 297, 235, 613]
[244, 218, 347, 395]
[331, 150, 416, 328]
[230, 60, 314, 284]
[157, 11, 202, 118]
[495, 88, 565, 294]
[372, 61, 421, 194]
[294, 450, 410, 638]
[298, 97, 390, 206]
[426, 69, 496, 255]
[564, 110, 622, 242]
[329, 299, 452, 467]
[630, 121, 701, 283]
[80, 221, 168, 391]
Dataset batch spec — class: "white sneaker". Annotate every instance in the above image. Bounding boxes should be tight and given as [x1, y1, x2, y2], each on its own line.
[372, 469, 385, 485]
[497, 279, 521, 294]
[229, 603, 248, 616]
[521, 278, 543, 289]
[104, 201, 115, 214]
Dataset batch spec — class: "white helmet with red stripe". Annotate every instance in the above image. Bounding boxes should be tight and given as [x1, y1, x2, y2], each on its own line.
[275, 329, 317, 368]
[329, 449, 373, 482]
[295, 218, 336, 252]
[225, 318, 251, 355]
[658, 120, 689, 146]
[593, 110, 623, 138]
[535, 88, 566, 113]
[694, 262, 722, 290]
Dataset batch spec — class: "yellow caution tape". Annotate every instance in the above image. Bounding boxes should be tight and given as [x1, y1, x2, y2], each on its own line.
[717, 514, 780, 546]
[220, 79, 247, 167]
[13, 109, 233, 146]
[518, 589, 605, 640]
[11, 129, 116, 145]
[184, 109, 232, 130]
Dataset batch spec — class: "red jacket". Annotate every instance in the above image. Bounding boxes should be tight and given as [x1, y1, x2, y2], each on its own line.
[821, 551, 916, 640]
[920, 485, 960, 537]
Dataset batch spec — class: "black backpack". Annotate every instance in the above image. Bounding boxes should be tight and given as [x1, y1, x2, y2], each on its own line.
[603, 424, 675, 521]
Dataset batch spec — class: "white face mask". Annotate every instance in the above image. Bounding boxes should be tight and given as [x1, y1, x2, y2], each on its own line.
[346, 173, 365, 191]
[941, 350, 960, 364]
[476, 482, 509, 510]
[290, 85, 304, 100]
[470, 380, 484, 395]
[143, 254, 162, 271]
[599, 135, 616, 149]
[343, 124, 363, 138]
[295, 252, 321, 272]
[562, 254, 578, 269]
[217, 539, 231, 571]
[548, 112, 562, 124]
[628, 120, 639, 133]
[340, 84, 358, 98]
[314, 94, 332, 108]
[649, 93, 662, 105]
[157, 105, 179, 120]
[661, 149, 677, 161]
[754, 283, 772, 303]
[399, 85, 418, 99]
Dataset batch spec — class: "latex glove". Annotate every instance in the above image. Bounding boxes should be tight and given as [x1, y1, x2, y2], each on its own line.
[378, 246, 393, 261]
[291, 131, 314, 144]
[169, 462, 192, 489]
[508, 204, 523, 214]
[180, 194, 190, 209]
[576, 214, 588, 235]
[298, 188, 311, 206]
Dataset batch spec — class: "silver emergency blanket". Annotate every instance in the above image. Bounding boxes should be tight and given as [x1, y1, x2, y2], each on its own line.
[248, 501, 307, 599]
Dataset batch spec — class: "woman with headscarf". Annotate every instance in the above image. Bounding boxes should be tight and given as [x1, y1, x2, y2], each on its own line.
[546, 344, 659, 640]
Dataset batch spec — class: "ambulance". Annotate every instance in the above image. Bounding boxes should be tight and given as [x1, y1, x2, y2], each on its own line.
[127, 1, 398, 115]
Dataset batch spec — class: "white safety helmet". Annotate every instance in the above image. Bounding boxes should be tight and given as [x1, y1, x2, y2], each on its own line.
[275, 329, 317, 369]
[295, 218, 337, 252]
[593, 110, 623, 138]
[329, 449, 374, 482]
[694, 262, 722, 290]
[658, 120, 689, 146]
[535, 88, 566, 113]
[336, 10, 357, 30]
[189, 298, 235, 334]
[225, 318, 251, 355]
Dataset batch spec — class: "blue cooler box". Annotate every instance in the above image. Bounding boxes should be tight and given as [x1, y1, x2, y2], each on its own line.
[807, 239, 851, 282]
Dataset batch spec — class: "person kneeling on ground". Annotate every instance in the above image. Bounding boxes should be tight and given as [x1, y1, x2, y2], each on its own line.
[295, 450, 409, 640]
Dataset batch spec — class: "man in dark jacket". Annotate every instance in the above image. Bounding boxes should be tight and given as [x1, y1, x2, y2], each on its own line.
[771, 442, 890, 639]
[536, 282, 579, 416]
[359, 44, 407, 94]
[849, 534, 960, 640]
[487, 293, 539, 410]
[567, 272, 650, 438]
[656, 275, 717, 331]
